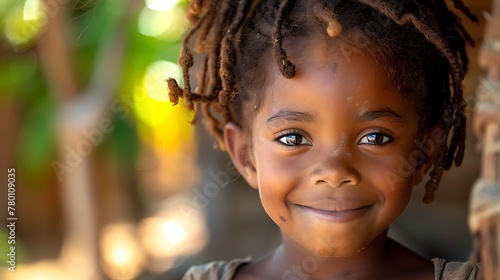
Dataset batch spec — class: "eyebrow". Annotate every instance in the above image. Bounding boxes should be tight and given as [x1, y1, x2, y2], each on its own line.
[358, 108, 403, 125]
[266, 109, 316, 126]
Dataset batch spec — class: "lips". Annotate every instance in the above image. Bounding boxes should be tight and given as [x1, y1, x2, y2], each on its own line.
[295, 202, 372, 222]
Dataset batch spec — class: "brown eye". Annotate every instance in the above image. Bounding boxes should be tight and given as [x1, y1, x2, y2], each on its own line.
[359, 132, 392, 146]
[277, 134, 311, 146]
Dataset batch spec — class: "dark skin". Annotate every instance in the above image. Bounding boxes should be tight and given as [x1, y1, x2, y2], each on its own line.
[224, 39, 437, 279]
[235, 235, 434, 279]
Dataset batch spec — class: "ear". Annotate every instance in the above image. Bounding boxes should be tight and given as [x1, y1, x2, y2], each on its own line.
[413, 125, 441, 186]
[224, 122, 258, 190]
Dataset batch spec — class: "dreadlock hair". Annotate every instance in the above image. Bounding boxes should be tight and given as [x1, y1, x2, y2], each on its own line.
[167, 0, 477, 203]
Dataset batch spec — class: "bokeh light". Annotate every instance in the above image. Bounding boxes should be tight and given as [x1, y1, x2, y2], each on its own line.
[0, 1, 207, 279]
[132, 59, 194, 153]
[100, 223, 145, 280]
[0, 261, 68, 280]
[23, 0, 44, 20]
[137, 6, 187, 41]
[3, 0, 47, 47]
[143, 60, 181, 102]
[145, 0, 180, 11]
[160, 220, 187, 244]
[138, 196, 209, 272]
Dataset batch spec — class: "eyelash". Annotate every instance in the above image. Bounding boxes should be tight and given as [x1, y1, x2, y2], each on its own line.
[358, 131, 393, 146]
[275, 130, 393, 147]
[275, 130, 312, 147]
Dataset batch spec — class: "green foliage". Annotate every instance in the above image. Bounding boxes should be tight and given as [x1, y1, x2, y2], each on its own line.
[0, 52, 42, 101]
[16, 95, 56, 184]
[2, 0, 187, 187]
[0, 227, 27, 267]
[101, 113, 140, 169]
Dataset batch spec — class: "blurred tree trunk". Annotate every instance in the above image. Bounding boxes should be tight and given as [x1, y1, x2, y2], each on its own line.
[35, 0, 140, 278]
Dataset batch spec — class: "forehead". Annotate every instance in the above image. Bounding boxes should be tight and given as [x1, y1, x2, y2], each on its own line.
[288, 42, 386, 86]
[260, 47, 417, 122]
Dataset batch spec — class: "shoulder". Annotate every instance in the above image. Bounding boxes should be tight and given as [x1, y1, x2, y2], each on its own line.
[182, 257, 252, 280]
[433, 258, 480, 280]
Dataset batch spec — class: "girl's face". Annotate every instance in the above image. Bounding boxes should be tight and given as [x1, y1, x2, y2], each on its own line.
[225, 47, 433, 257]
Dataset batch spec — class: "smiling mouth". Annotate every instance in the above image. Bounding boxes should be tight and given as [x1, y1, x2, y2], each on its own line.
[296, 204, 371, 222]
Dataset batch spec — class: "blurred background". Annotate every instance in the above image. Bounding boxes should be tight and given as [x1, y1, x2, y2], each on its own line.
[0, 0, 492, 279]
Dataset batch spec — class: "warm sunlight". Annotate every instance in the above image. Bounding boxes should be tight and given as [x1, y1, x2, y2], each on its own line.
[145, 0, 180, 11]
[138, 197, 209, 264]
[100, 223, 144, 280]
[132, 59, 194, 152]
[161, 220, 187, 244]
[137, 5, 187, 41]
[3, 0, 46, 47]
[144, 60, 181, 102]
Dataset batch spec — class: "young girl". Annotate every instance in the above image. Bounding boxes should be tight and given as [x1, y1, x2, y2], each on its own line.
[168, 0, 480, 279]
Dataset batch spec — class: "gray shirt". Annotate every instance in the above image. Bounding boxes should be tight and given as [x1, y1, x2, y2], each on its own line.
[182, 257, 479, 280]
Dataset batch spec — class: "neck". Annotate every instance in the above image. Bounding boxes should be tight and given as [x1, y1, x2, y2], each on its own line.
[271, 230, 392, 279]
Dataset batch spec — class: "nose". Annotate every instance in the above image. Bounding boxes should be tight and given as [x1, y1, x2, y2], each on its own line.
[309, 152, 361, 188]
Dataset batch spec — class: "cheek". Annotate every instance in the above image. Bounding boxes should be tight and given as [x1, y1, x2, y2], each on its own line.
[255, 153, 299, 198]
[253, 148, 305, 219]
[377, 157, 414, 192]
[368, 154, 414, 215]
[364, 138, 420, 188]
